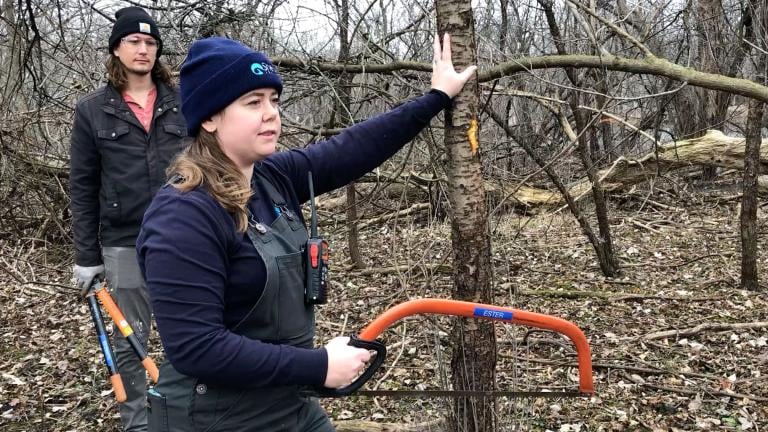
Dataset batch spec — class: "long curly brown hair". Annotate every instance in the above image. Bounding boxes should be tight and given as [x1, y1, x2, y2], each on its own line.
[106, 55, 174, 91]
[167, 129, 252, 232]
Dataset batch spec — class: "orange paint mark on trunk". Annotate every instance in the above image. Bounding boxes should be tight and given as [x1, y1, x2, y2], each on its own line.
[468, 118, 479, 155]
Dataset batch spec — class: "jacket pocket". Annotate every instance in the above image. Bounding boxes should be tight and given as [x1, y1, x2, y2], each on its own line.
[99, 182, 122, 225]
[97, 126, 130, 141]
[158, 123, 188, 164]
[162, 123, 186, 138]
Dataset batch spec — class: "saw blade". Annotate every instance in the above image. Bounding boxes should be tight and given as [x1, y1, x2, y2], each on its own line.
[352, 390, 588, 398]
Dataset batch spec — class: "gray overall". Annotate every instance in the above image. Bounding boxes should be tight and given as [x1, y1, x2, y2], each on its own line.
[147, 175, 334, 432]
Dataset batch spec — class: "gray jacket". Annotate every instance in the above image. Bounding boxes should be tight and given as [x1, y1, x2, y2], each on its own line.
[69, 81, 187, 266]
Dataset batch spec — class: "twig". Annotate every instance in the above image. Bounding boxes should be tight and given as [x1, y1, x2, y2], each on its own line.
[0, 251, 68, 273]
[504, 286, 724, 302]
[371, 322, 408, 412]
[623, 372, 768, 403]
[628, 218, 662, 234]
[609, 294, 723, 302]
[620, 253, 734, 269]
[500, 355, 720, 381]
[565, 0, 655, 58]
[349, 263, 451, 276]
[357, 203, 430, 230]
[21, 284, 56, 296]
[335, 418, 446, 432]
[620, 192, 680, 211]
[0, 258, 25, 283]
[638, 322, 768, 341]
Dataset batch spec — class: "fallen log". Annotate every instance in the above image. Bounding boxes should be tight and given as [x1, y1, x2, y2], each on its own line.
[498, 130, 768, 206]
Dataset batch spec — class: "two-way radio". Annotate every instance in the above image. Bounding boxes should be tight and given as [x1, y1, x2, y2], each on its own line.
[304, 172, 329, 304]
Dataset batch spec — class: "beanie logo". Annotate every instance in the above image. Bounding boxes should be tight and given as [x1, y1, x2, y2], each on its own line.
[250, 62, 277, 76]
[139, 22, 151, 33]
[251, 63, 265, 75]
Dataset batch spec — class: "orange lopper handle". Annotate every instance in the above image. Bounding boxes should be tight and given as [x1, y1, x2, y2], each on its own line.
[94, 287, 132, 337]
[86, 289, 128, 403]
[357, 298, 595, 394]
[111, 374, 128, 403]
[95, 284, 160, 383]
[141, 358, 160, 383]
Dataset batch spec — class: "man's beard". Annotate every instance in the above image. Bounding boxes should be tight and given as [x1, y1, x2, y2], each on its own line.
[127, 67, 152, 76]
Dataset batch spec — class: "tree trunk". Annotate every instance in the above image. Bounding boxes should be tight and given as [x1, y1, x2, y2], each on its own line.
[334, 0, 364, 268]
[436, 1, 497, 431]
[573, 104, 618, 277]
[741, 98, 763, 291]
[1, 0, 23, 108]
[695, 0, 727, 180]
[740, 1, 766, 291]
[346, 182, 364, 268]
[498, 0, 509, 53]
[538, 0, 618, 276]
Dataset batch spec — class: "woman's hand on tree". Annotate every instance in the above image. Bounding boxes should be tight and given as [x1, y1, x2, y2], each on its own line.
[430, 33, 477, 98]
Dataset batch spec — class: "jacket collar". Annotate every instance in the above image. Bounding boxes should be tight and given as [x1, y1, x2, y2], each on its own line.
[101, 81, 179, 116]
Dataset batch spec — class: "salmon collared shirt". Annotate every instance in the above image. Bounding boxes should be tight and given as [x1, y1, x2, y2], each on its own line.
[122, 86, 157, 132]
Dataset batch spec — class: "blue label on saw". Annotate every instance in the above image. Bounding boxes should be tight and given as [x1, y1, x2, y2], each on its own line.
[473, 307, 513, 321]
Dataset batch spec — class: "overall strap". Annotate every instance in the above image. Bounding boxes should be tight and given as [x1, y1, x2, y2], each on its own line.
[251, 169, 296, 219]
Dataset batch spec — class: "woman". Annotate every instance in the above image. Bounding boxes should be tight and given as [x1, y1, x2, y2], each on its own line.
[137, 34, 476, 431]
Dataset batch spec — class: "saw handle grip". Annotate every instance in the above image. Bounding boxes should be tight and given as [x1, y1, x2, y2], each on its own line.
[316, 336, 387, 397]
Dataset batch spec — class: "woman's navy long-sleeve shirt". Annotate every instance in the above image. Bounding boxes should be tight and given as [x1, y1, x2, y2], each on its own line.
[136, 90, 450, 389]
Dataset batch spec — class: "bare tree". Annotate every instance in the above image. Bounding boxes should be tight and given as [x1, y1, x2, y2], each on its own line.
[740, 0, 766, 291]
[435, 1, 497, 430]
[1, 0, 22, 108]
[329, 0, 366, 268]
[536, 0, 618, 276]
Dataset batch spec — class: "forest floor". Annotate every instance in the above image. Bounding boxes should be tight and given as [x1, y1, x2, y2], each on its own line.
[1, 188, 766, 431]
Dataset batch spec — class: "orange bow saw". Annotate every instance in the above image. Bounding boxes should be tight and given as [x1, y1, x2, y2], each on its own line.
[317, 298, 594, 398]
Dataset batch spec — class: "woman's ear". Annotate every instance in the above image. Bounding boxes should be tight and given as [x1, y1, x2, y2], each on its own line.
[201, 117, 218, 133]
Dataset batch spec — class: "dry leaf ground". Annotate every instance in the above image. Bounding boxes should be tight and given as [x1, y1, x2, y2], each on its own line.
[1, 192, 766, 431]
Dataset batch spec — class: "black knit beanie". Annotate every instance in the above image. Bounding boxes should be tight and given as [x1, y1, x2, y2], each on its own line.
[108, 7, 162, 57]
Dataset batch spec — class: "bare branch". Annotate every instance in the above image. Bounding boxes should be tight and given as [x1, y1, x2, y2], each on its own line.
[639, 321, 768, 341]
[565, 0, 656, 57]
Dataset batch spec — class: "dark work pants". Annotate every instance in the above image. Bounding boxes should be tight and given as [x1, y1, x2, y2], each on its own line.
[104, 246, 151, 432]
[148, 364, 335, 432]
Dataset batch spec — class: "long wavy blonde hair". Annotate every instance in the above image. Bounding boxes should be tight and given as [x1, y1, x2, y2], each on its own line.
[168, 130, 252, 232]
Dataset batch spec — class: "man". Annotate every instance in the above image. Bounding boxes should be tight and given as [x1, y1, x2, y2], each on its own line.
[69, 6, 186, 431]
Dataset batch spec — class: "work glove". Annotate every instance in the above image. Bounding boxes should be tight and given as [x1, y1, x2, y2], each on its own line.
[73, 264, 105, 295]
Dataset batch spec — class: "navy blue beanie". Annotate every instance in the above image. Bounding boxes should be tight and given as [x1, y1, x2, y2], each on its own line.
[180, 37, 284, 136]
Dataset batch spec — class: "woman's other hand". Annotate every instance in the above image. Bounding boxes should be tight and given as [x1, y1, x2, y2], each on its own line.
[323, 336, 372, 388]
[430, 33, 478, 98]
